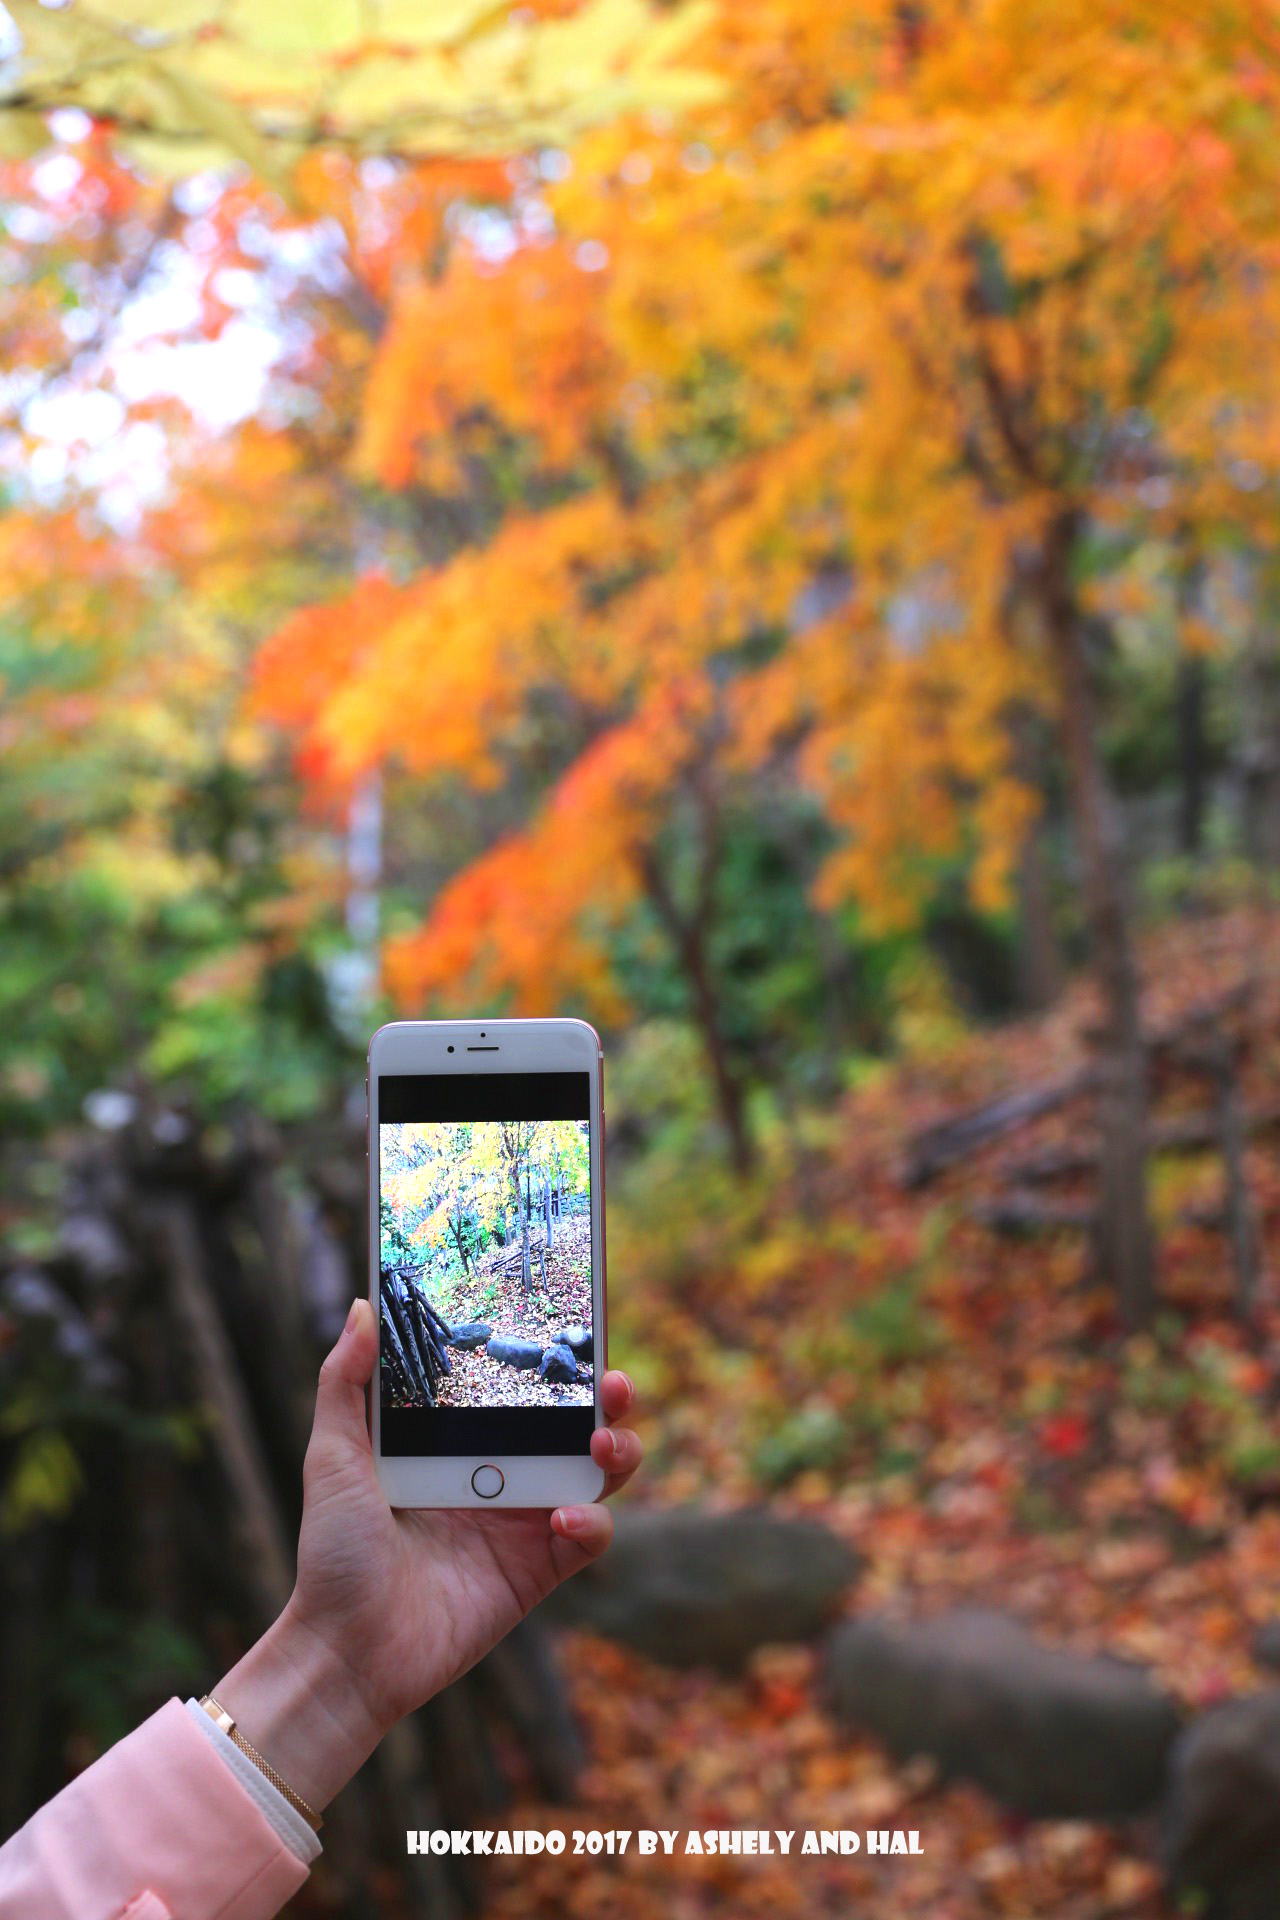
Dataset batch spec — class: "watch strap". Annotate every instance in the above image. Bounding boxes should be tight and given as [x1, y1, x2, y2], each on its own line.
[198, 1693, 323, 1831]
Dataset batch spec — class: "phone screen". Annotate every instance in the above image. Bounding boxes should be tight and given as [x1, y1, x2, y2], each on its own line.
[377, 1071, 596, 1457]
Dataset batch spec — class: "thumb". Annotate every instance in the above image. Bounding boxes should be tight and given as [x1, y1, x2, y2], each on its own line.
[306, 1297, 377, 1484]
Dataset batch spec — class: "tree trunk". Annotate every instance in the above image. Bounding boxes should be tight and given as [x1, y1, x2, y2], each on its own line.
[1240, 607, 1280, 867]
[1177, 653, 1207, 857]
[1174, 534, 1208, 859]
[637, 846, 754, 1177]
[1038, 508, 1155, 1325]
[688, 947, 753, 1177]
[1009, 708, 1063, 1012]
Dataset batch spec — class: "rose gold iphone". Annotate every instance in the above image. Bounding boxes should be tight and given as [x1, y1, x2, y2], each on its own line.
[368, 1017, 607, 1507]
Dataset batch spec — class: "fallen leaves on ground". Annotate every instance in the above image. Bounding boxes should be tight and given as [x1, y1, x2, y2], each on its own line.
[473, 910, 1280, 1920]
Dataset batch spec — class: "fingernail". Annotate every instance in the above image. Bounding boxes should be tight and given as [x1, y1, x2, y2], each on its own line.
[344, 1298, 361, 1335]
[620, 1372, 635, 1400]
[557, 1506, 587, 1534]
[599, 1428, 619, 1460]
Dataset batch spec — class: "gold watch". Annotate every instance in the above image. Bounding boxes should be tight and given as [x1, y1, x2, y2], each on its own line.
[198, 1694, 323, 1832]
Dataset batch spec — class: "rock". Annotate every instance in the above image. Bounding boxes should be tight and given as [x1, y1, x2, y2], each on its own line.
[556, 1324, 593, 1361]
[538, 1342, 580, 1384]
[1253, 1621, 1280, 1673]
[545, 1506, 860, 1670]
[1163, 1690, 1280, 1920]
[448, 1321, 492, 1351]
[486, 1334, 544, 1370]
[824, 1608, 1178, 1819]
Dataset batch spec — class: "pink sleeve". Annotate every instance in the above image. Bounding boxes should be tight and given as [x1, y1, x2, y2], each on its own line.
[0, 1698, 310, 1920]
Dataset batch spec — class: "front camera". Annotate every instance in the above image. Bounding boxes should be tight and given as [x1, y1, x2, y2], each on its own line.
[447, 1045, 454, 1053]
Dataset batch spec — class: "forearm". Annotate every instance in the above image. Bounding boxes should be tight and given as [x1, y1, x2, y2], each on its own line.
[212, 1600, 391, 1814]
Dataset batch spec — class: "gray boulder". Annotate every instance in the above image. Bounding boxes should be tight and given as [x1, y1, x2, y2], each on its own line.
[486, 1334, 544, 1370]
[545, 1506, 859, 1670]
[556, 1324, 593, 1361]
[538, 1342, 579, 1384]
[1163, 1690, 1280, 1920]
[447, 1321, 492, 1351]
[824, 1608, 1178, 1819]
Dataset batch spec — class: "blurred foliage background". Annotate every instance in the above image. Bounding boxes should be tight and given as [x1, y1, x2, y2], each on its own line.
[5, 3, 1280, 1917]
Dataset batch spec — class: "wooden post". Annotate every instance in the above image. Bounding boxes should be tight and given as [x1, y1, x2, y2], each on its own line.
[383, 1278, 434, 1405]
[151, 1199, 295, 1620]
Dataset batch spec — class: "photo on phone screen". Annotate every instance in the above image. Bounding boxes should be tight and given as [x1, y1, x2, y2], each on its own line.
[376, 1070, 596, 1457]
[380, 1116, 592, 1408]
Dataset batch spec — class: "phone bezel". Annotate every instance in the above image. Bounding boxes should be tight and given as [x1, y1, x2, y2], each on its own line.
[368, 1016, 607, 1508]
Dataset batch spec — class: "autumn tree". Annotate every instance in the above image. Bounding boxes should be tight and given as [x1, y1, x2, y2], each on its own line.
[253, 0, 1280, 1320]
[0, 0, 720, 1132]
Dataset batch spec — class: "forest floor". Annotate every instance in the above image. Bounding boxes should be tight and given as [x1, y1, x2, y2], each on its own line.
[471, 906, 1280, 1920]
[437, 1213, 594, 1409]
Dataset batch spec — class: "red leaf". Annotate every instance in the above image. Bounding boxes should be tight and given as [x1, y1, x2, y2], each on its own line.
[1040, 1412, 1090, 1459]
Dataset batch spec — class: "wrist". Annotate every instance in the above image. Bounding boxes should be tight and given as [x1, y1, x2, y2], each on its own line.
[212, 1601, 390, 1812]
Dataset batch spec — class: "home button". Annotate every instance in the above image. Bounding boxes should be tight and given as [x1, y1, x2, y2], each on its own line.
[471, 1464, 504, 1499]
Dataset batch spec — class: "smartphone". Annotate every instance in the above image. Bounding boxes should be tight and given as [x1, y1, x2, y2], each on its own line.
[368, 1016, 607, 1507]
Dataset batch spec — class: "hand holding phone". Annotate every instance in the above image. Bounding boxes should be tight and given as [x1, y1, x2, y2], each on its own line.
[211, 1303, 641, 1814]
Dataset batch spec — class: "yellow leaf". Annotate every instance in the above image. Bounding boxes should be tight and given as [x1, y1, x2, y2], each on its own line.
[0, 109, 50, 160]
[1, 1430, 84, 1534]
[1181, 613, 1220, 656]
